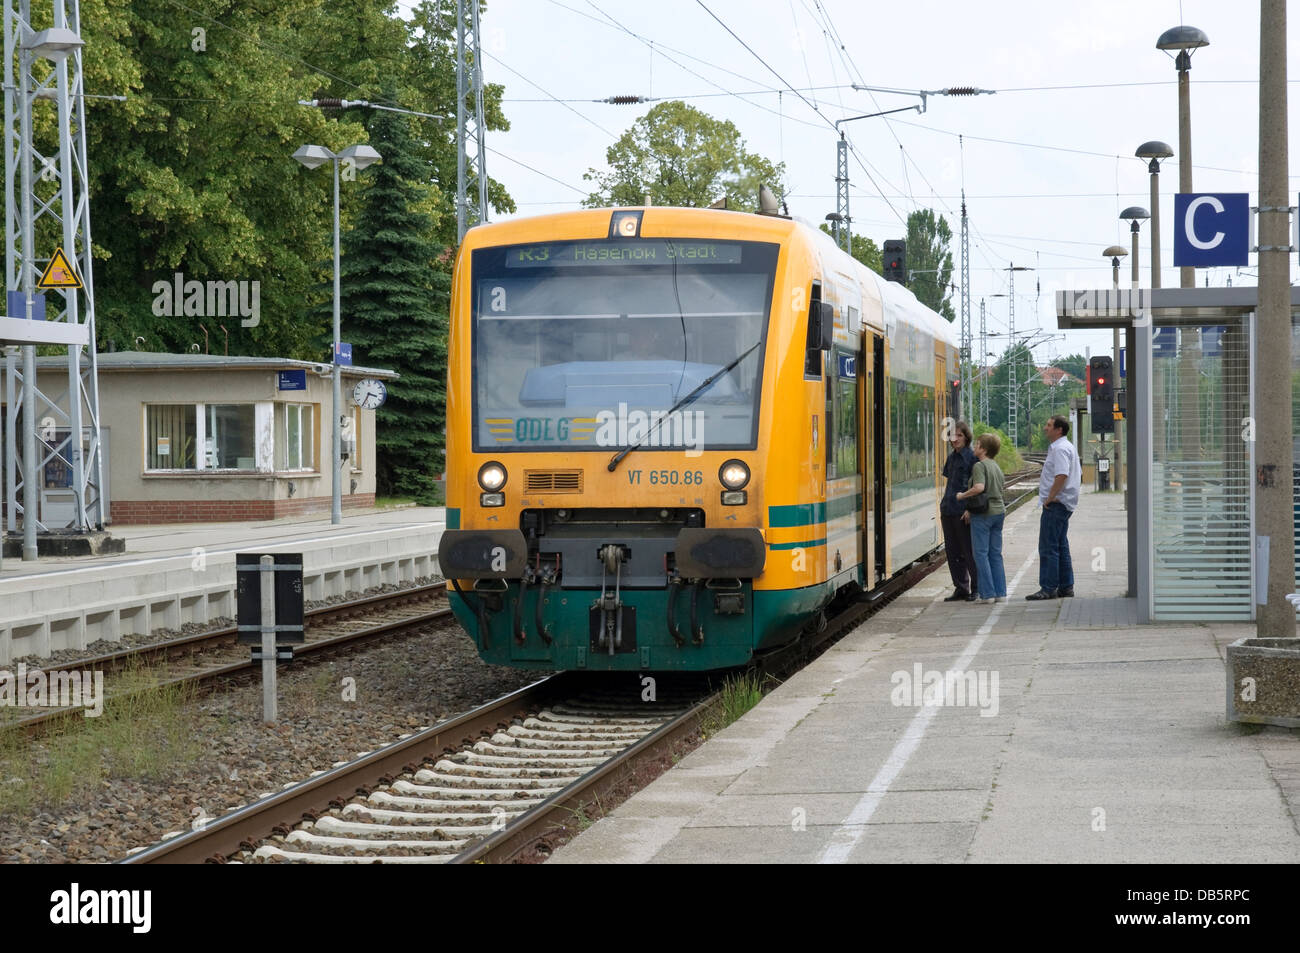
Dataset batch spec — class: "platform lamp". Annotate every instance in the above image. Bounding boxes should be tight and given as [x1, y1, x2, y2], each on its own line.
[292, 143, 382, 524]
[1103, 245, 1128, 291]
[1134, 142, 1173, 290]
[1156, 25, 1208, 289]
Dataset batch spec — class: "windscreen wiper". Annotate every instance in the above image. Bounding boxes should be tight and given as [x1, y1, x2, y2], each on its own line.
[606, 339, 762, 472]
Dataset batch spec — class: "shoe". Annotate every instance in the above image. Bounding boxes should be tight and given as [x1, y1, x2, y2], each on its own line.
[981, 597, 996, 605]
[965, 593, 980, 602]
[1025, 589, 1058, 601]
[1059, 587, 1074, 597]
[943, 590, 970, 602]
[995, 596, 1006, 603]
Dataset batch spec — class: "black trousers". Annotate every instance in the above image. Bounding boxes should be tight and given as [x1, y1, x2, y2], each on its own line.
[941, 512, 978, 595]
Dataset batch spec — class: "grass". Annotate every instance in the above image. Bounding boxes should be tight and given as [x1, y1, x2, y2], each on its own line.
[700, 670, 771, 738]
[0, 660, 203, 816]
[374, 496, 418, 509]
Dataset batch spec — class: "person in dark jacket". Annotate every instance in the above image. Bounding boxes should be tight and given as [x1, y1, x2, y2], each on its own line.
[940, 420, 978, 602]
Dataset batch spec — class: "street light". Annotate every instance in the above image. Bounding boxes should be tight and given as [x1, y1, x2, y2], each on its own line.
[1119, 207, 1149, 286]
[293, 143, 382, 524]
[1157, 25, 1207, 289]
[1134, 141, 1173, 289]
[1103, 245, 1128, 291]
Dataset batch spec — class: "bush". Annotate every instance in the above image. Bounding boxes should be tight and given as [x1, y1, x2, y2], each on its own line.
[972, 423, 1023, 476]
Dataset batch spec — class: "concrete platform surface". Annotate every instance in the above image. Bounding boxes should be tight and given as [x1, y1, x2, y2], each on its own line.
[553, 490, 1300, 864]
[0, 506, 447, 661]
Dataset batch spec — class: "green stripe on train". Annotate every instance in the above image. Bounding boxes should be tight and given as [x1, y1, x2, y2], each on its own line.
[768, 493, 861, 528]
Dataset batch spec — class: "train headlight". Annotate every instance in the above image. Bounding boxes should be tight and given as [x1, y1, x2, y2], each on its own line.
[719, 460, 750, 490]
[478, 461, 507, 492]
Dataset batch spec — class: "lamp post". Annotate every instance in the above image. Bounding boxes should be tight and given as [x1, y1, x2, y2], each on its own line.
[1158, 27, 1207, 467]
[1156, 25, 1208, 289]
[1121, 206, 1152, 468]
[1103, 245, 1127, 292]
[1134, 141, 1173, 290]
[292, 143, 381, 524]
[1104, 244, 1128, 499]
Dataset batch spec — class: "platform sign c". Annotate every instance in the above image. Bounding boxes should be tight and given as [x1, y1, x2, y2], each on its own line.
[1172, 193, 1249, 267]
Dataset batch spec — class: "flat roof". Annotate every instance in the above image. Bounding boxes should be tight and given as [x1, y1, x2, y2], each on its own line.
[29, 350, 400, 380]
[1057, 286, 1300, 328]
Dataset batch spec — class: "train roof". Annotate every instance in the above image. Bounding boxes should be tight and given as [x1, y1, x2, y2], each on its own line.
[468, 207, 959, 348]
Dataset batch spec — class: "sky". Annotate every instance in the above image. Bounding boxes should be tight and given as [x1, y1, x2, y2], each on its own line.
[453, 0, 1300, 366]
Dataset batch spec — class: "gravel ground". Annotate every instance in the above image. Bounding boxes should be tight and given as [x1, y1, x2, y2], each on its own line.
[0, 619, 547, 863]
[10, 577, 443, 671]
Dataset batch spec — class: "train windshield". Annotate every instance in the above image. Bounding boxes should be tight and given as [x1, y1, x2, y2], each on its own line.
[471, 238, 778, 453]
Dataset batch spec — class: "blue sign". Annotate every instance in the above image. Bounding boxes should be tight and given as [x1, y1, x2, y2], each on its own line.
[6, 290, 46, 320]
[277, 369, 307, 391]
[1172, 193, 1249, 267]
[1200, 325, 1227, 358]
[1153, 327, 1176, 358]
[335, 341, 353, 367]
[1119, 347, 1125, 379]
[837, 352, 857, 379]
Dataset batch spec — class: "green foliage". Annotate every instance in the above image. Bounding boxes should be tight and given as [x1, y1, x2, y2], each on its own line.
[977, 343, 1084, 451]
[818, 224, 883, 273]
[583, 101, 785, 211]
[19, 0, 516, 359]
[905, 209, 955, 321]
[332, 94, 449, 504]
[972, 422, 1023, 476]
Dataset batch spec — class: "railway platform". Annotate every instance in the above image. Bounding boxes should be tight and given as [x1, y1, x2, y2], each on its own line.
[553, 488, 1300, 864]
[0, 506, 447, 663]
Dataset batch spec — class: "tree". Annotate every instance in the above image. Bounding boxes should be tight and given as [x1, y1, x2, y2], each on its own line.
[818, 225, 882, 274]
[905, 208, 955, 321]
[583, 101, 785, 210]
[1051, 353, 1087, 383]
[333, 96, 449, 503]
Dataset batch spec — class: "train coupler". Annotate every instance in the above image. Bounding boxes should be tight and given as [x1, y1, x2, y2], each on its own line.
[594, 544, 628, 656]
[535, 559, 558, 647]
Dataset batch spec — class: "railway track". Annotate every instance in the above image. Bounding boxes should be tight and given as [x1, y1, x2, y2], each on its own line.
[6, 584, 453, 736]
[123, 475, 1043, 865]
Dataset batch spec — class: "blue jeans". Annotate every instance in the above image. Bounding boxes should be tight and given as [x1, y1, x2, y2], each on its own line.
[970, 511, 1006, 599]
[1038, 502, 1074, 593]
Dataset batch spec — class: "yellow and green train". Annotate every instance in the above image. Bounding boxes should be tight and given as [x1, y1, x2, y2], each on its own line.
[438, 206, 959, 671]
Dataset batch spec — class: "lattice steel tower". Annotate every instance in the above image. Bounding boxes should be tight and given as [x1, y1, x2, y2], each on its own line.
[4, 0, 105, 556]
[959, 191, 971, 422]
[456, 0, 488, 241]
[979, 298, 987, 423]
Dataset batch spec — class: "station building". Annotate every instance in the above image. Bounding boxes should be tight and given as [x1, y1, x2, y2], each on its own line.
[8, 351, 398, 525]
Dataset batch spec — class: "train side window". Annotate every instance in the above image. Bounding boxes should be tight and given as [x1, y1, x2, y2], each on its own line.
[831, 349, 858, 477]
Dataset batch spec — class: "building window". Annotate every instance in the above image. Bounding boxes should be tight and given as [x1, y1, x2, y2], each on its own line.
[278, 403, 316, 470]
[146, 405, 197, 469]
[205, 404, 256, 469]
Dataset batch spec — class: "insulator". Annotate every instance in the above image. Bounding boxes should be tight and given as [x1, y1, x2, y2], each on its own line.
[944, 86, 978, 96]
[315, 98, 345, 108]
[603, 95, 644, 105]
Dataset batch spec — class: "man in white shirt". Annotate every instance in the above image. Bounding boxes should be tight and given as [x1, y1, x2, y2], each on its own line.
[1026, 414, 1082, 600]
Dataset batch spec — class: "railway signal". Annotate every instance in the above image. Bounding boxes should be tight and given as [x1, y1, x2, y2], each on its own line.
[883, 239, 906, 284]
[1088, 356, 1115, 434]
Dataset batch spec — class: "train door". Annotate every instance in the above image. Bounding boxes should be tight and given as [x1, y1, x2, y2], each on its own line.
[870, 332, 887, 583]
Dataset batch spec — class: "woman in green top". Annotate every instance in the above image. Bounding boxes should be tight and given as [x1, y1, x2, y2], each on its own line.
[956, 433, 1007, 603]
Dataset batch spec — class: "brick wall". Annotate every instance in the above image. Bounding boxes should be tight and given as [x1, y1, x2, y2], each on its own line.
[110, 493, 376, 524]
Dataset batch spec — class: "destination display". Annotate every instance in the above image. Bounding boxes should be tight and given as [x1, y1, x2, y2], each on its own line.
[505, 241, 743, 268]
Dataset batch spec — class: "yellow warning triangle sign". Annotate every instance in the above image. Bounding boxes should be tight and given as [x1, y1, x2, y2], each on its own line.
[37, 247, 82, 290]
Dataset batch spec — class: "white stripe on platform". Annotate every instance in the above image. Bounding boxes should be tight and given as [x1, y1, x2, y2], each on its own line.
[817, 540, 1039, 864]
